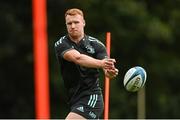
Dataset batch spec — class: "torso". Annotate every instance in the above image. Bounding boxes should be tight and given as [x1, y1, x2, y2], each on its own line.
[55, 35, 107, 105]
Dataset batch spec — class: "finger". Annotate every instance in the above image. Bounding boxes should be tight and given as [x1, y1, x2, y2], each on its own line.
[115, 68, 119, 74]
[107, 69, 117, 75]
[104, 66, 115, 70]
[106, 58, 116, 63]
[104, 62, 114, 69]
[107, 68, 119, 76]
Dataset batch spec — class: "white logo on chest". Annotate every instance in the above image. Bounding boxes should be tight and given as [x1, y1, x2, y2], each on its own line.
[86, 45, 95, 54]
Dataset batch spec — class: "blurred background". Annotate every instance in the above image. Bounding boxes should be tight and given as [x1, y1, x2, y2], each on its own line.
[0, 0, 180, 119]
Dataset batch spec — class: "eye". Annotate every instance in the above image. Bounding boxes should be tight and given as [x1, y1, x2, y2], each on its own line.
[66, 22, 72, 25]
[74, 21, 79, 24]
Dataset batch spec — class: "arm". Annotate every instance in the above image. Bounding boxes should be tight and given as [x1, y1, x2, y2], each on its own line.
[63, 49, 115, 69]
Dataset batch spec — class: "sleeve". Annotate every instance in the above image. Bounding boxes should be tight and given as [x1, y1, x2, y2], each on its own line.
[54, 37, 73, 58]
[93, 40, 108, 60]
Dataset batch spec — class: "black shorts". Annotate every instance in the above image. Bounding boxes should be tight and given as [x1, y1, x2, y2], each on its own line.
[70, 93, 104, 119]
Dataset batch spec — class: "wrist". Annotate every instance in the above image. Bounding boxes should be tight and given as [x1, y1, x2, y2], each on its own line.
[99, 60, 104, 68]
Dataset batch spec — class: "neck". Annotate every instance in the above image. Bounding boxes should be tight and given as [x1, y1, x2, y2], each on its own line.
[69, 34, 84, 43]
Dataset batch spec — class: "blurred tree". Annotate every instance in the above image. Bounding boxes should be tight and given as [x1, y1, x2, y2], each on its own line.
[0, 0, 34, 118]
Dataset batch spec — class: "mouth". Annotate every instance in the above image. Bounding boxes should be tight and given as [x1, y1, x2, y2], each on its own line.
[71, 29, 77, 32]
[70, 30, 78, 34]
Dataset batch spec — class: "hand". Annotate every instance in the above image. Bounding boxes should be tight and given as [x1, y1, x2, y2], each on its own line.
[104, 67, 119, 79]
[102, 58, 116, 70]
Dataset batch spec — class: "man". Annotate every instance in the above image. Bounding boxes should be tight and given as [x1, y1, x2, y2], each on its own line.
[54, 8, 118, 119]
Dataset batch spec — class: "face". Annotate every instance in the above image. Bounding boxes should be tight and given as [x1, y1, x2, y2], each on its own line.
[65, 14, 85, 40]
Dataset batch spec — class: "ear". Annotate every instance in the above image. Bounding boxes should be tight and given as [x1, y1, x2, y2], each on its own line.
[83, 20, 86, 27]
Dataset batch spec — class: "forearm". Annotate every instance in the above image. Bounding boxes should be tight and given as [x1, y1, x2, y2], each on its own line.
[75, 54, 103, 68]
[63, 49, 114, 69]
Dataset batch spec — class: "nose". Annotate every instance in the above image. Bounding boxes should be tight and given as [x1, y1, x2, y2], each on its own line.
[71, 23, 75, 28]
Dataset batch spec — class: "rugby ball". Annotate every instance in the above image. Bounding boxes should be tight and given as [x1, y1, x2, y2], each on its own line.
[123, 66, 147, 92]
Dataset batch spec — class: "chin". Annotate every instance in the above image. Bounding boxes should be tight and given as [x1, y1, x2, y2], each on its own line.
[70, 34, 80, 39]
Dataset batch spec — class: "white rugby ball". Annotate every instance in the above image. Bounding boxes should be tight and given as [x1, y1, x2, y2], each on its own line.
[123, 66, 147, 92]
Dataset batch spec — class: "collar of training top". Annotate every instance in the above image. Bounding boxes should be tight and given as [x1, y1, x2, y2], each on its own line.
[66, 34, 89, 47]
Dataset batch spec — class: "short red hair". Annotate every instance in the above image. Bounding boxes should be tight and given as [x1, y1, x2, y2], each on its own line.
[65, 8, 84, 18]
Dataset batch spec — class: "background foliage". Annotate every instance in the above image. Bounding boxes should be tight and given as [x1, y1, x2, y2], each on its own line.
[0, 0, 180, 118]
